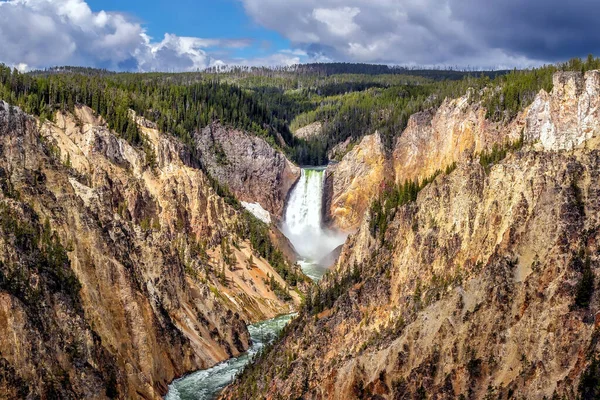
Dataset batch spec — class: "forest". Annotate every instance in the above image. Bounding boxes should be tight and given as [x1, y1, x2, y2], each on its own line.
[1, 56, 600, 166]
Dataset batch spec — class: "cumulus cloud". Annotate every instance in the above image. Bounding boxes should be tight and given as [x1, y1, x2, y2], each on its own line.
[3, 0, 595, 70]
[240, 0, 600, 68]
[228, 49, 316, 67]
[0, 0, 255, 71]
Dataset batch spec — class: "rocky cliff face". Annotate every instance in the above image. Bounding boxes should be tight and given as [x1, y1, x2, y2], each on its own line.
[222, 71, 600, 399]
[323, 133, 387, 232]
[0, 103, 302, 399]
[325, 71, 600, 233]
[391, 70, 600, 189]
[525, 70, 600, 151]
[391, 94, 519, 185]
[194, 123, 300, 218]
[323, 93, 510, 232]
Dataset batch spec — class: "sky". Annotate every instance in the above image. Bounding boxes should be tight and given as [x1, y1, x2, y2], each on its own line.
[1, 0, 599, 72]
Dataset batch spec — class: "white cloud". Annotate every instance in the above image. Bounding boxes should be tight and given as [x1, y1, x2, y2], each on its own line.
[0, 0, 259, 71]
[313, 7, 360, 37]
[3, 0, 583, 70]
[229, 50, 308, 67]
[238, 0, 584, 68]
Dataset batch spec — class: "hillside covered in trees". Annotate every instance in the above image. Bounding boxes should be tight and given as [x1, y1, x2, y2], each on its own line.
[1, 56, 600, 165]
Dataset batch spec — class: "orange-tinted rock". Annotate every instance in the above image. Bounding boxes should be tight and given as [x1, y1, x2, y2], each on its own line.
[324, 133, 387, 232]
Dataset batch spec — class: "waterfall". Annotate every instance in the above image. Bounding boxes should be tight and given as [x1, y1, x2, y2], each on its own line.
[165, 168, 347, 399]
[282, 168, 346, 279]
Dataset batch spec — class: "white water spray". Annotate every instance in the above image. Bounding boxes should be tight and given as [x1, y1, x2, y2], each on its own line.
[282, 168, 346, 278]
[165, 169, 348, 399]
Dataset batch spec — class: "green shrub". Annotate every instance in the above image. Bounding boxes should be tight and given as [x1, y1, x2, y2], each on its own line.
[479, 135, 524, 174]
[579, 356, 600, 400]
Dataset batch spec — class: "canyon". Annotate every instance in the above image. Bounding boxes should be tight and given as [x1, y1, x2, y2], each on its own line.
[0, 65, 599, 400]
[0, 102, 304, 399]
[165, 165, 343, 400]
[222, 70, 600, 399]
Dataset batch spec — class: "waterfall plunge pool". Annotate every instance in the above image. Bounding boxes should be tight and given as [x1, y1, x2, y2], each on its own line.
[282, 167, 347, 280]
[165, 167, 346, 399]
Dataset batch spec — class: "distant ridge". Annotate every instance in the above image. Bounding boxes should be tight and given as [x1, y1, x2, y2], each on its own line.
[28, 63, 510, 81]
[205, 62, 511, 80]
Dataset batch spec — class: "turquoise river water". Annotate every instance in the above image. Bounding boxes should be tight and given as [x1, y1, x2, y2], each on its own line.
[164, 167, 345, 399]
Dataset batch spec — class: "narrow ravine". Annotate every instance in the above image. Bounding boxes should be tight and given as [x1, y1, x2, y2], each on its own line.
[164, 314, 295, 400]
[164, 167, 346, 399]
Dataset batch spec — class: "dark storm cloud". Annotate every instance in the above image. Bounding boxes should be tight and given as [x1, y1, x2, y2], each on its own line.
[240, 0, 600, 67]
[450, 0, 600, 60]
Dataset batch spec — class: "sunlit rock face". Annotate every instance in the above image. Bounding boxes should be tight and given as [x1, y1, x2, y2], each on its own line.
[0, 104, 302, 399]
[391, 93, 520, 186]
[324, 70, 600, 238]
[323, 133, 387, 232]
[525, 70, 600, 151]
[222, 70, 600, 400]
[293, 121, 323, 140]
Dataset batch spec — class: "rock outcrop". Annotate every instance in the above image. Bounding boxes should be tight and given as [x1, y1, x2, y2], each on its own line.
[391, 95, 514, 185]
[294, 122, 323, 139]
[325, 71, 600, 233]
[327, 136, 354, 161]
[323, 94, 513, 232]
[323, 133, 387, 232]
[194, 123, 300, 218]
[525, 70, 600, 151]
[222, 71, 600, 400]
[0, 103, 303, 399]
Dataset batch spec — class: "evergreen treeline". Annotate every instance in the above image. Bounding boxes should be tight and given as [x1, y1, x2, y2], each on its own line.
[303, 262, 363, 315]
[207, 62, 510, 80]
[291, 55, 600, 163]
[1, 56, 599, 167]
[369, 172, 442, 241]
[479, 136, 524, 173]
[484, 55, 600, 121]
[0, 65, 294, 151]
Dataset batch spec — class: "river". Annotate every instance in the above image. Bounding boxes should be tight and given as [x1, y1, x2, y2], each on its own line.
[164, 167, 345, 399]
[164, 314, 295, 400]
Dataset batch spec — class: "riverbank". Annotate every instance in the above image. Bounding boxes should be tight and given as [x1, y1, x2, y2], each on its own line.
[165, 314, 295, 400]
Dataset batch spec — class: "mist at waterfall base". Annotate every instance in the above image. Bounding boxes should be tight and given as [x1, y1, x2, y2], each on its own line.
[164, 168, 346, 399]
[282, 168, 347, 281]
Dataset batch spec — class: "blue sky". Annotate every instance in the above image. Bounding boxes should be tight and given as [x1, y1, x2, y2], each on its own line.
[86, 0, 291, 61]
[0, 0, 599, 71]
